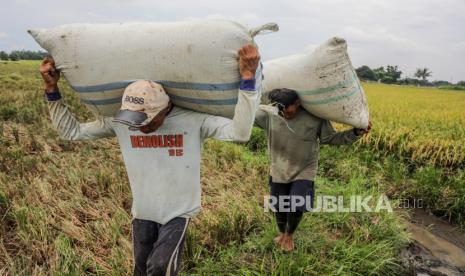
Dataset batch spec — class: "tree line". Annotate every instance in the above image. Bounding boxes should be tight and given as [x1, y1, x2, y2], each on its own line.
[355, 65, 465, 89]
[0, 50, 48, 61]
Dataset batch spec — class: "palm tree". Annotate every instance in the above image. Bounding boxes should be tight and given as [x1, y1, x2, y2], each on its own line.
[414, 68, 432, 86]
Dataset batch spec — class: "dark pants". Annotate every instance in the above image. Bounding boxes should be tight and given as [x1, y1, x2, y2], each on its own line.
[269, 177, 314, 234]
[132, 217, 189, 276]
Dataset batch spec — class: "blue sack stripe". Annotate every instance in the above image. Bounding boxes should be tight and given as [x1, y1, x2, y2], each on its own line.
[169, 94, 238, 105]
[160, 81, 240, 91]
[72, 80, 241, 93]
[301, 87, 359, 105]
[81, 94, 238, 106]
[71, 64, 262, 93]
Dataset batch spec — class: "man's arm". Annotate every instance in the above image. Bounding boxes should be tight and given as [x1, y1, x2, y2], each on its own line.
[201, 79, 260, 142]
[41, 57, 115, 141]
[318, 120, 361, 145]
[201, 44, 261, 142]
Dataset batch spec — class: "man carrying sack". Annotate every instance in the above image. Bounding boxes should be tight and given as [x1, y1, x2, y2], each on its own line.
[40, 44, 261, 275]
[255, 88, 371, 252]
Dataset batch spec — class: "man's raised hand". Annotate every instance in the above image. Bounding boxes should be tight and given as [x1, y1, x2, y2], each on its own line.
[238, 44, 261, 80]
[40, 57, 60, 93]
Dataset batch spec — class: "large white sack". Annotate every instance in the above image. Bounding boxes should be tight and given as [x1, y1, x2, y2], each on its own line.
[262, 37, 369, 129]
[28, 20, 278, 117]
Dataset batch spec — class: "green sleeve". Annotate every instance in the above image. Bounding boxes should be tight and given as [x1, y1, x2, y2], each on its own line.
[318, 120, 360, 145]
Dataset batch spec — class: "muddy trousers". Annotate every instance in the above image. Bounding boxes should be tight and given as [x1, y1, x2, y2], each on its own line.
[269, 177, 314, 234]
[132, 217, 189, 276]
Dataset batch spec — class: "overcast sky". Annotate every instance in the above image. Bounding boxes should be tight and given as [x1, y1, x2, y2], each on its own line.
[1, 0, 464, 81]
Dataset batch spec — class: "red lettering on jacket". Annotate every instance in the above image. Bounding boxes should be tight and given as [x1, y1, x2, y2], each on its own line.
[157, 135, 164, 147]
[175, 134, 183, 147]
[151, 136, 158, 148]
[170, 135, 175, 147]
[131, 136, 140, 148]
[164, 135, 170, 147]
[130, 134, 184, 156]
[142, 136, 152, 147]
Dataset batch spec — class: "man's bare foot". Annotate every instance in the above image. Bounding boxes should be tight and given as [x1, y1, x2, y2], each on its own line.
[280, 233, 295, 252]
[273, 233, 285, 246]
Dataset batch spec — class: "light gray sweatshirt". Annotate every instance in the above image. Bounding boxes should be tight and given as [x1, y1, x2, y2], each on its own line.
[48, 85, 260, 224]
